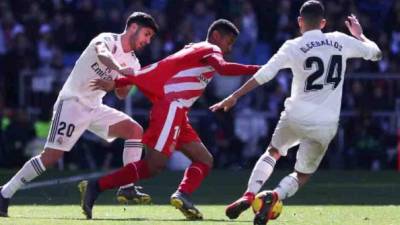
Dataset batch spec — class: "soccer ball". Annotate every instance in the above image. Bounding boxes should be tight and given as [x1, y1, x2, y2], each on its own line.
[251, 191, 283, 220]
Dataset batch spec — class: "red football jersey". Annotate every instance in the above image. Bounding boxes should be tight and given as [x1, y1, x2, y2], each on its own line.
[116, 41, 259, 106]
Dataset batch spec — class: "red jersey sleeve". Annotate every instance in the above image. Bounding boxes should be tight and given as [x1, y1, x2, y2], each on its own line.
[115, 76, 135, 88]
[202, 53, 260, 76]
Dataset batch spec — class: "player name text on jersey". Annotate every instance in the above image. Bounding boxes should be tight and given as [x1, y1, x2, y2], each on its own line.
[300, 39, 343, 53]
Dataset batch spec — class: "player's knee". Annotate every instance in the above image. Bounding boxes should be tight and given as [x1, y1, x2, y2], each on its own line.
[146, 154, 167, 176]
[293, 171, 312, 187]
[148, 162, 166, 176]
[111, 119, 143, 140]
[203, 154, 213, 168]
[193, 152, 213, 168]
[40, 148, 64, 167]
[125, 121, 143, 139]
[267, 146, 281, 160]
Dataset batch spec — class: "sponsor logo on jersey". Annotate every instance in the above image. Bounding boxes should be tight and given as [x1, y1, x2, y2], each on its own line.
[91, 62, 112, 80]
[198, 74, 210, 85]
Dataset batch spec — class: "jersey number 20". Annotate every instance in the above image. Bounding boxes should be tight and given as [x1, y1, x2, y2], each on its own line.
[304, 55, 342, 92]
[57, 122, 75, 137]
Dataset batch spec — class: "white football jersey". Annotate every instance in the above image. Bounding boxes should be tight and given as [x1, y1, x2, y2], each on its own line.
[254, 30, 381, 124]
[58, 33, 141, 108]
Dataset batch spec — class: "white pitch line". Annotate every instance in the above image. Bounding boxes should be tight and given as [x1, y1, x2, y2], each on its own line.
[20, 171, 110, 190]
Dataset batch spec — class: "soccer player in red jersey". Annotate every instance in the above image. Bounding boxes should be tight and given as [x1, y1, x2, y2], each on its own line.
[79, 19, 260, 220]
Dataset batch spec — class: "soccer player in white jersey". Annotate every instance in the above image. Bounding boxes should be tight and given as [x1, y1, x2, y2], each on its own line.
[0, 12, 158, 217]
[210, 1, 382, 224]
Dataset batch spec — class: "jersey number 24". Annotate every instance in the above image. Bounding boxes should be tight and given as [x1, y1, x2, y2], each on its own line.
[304, 55, 342, 92]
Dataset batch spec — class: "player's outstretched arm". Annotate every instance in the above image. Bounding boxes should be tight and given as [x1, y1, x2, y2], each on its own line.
[203, 54, 260, 76]
[345, 14, 382, 60]
[209, 77, 260, 112]
[345, 14, 364, 40]
[210, 36, 291, 112]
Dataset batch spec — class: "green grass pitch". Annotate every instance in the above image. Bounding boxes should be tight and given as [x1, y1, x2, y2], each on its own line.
[0, 170, 399, 225]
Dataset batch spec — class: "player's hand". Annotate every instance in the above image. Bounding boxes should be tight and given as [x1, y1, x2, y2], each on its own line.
[90, 79, 115, 92]
[345, 14, 363, 40]
[118, 66, 135, 76]
[209, 95, 237, 112]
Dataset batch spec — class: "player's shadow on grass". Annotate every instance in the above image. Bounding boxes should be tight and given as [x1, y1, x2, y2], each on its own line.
[9, 170, 400, 206]
[13, 216, 251, 223]
[92, 218, 252, 223]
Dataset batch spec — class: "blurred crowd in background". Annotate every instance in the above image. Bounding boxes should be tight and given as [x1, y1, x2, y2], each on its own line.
[0, 0, 399, 171]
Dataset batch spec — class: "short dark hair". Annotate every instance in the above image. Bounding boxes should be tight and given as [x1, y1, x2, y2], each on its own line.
[207, 19, 239, 39]
[300, 0, 325, 27]
[125, 12, 159, 33]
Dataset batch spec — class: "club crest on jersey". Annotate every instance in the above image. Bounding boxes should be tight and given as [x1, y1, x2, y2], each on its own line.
[57, 136, 63, 145]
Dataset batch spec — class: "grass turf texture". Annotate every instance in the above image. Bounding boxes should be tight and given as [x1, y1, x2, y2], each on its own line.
[0, 170, 399, 225]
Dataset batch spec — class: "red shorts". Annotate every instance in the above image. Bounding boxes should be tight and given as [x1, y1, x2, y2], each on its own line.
[143, 99, 201, 157]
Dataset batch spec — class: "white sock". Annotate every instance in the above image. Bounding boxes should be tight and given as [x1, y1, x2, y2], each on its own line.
[246, 151, 276, 194]
[120, 139, 142, 189]
[273, 172, 299, 200]
[1, 156, 46, 198]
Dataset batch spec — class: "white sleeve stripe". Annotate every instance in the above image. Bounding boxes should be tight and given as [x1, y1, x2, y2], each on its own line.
[154, 101, 183, 151]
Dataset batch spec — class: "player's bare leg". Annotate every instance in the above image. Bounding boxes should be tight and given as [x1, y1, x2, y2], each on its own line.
[108, 120, 152, 205]
[226, 146, 280, 219]
[170, 141, 212, 220]
[0, 148, 63, 217]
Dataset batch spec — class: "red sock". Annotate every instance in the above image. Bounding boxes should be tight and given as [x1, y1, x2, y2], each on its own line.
[98, 160, 150, 191]
[178, 162, 210, 195]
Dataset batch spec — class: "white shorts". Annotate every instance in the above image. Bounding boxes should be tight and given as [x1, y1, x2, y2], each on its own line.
[270, 113, 338, 174]
[44, 98, 133, 151]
